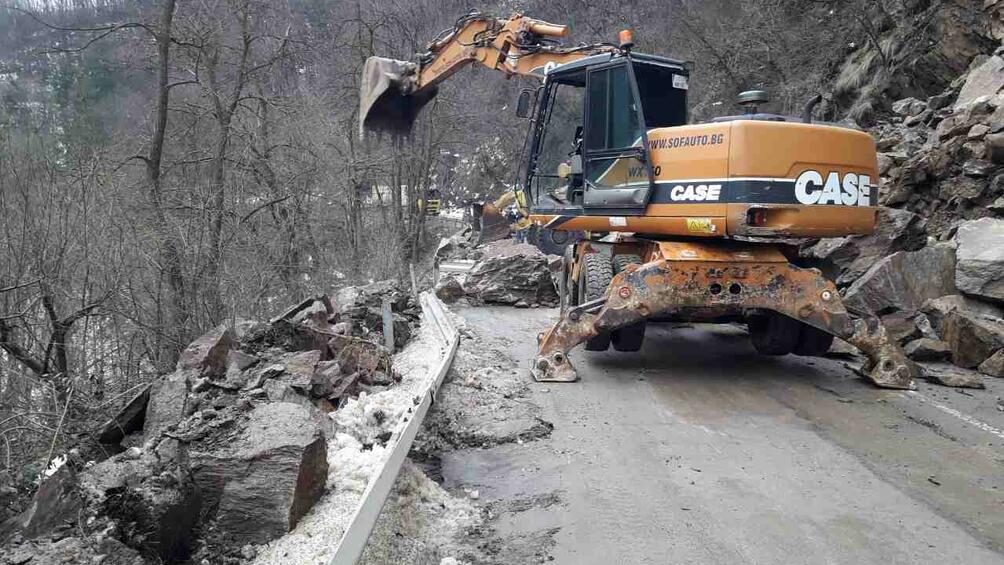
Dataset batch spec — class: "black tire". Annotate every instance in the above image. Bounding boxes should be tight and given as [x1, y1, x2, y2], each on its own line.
[749, 313, 801, 356]
[529, 226, 581, 257]
[611, 254, 646, 352]
[612, 254, 643, 273]
[579, 252, 613, 351]
[612, 324, 646, 352]
[793, 325, 835, 356]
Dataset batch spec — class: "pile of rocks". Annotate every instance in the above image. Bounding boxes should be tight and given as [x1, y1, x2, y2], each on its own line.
[0, 283, 419, 564]
[436, 239, 560, 309]
[806, 49, 1004, 388]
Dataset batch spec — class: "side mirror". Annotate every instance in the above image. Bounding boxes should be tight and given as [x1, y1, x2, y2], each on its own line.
[516, 89, 535, 119]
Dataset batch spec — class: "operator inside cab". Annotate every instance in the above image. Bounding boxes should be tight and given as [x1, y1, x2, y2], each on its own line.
[527, 55, 689, 212]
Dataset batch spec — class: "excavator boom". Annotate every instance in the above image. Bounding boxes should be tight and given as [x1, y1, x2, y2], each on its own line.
[359, 12, 615, 136]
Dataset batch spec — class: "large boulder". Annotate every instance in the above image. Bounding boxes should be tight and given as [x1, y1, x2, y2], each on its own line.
[954, 55, 1004, 110]
[904, 338, 952, 362]
[144, 369, 196, 441]
[843, 243, 956, 315]
[805, 208, 927, 286]
[979, 349, 1004, 377]
[0, 537, 145, 565]
[97, 386, 151, 445]
[177, 325, 236, 377]
[79, 452, 200, 562]
[18, 465, 81, 540]
[955, 218, 1004, 303]
[188, 402, 327, 548]
[921, 363, 985, 389]
[941, 309, 1004, 368]
[987, 132, 1004, 164]
[463, 240, 559, 306]
[334, 280, 417, 349]
[921, 294, 1004, 334]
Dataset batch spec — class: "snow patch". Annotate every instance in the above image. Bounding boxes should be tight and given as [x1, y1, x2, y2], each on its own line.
[253, 303, 465, 565]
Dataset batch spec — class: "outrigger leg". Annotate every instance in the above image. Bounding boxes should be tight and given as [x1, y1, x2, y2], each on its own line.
[531, 248, 917, 390]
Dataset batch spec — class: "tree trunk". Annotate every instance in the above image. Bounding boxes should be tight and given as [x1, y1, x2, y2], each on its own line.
[145, 0, 186, 372]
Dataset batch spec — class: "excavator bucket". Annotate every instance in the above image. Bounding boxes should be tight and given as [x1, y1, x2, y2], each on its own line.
[359, 57, 438, 137]
[476, 201, 512, 244]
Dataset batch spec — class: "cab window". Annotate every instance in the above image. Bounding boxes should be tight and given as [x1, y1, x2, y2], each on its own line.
[530, 72, 586, 205]
[585, 65, 643, 151]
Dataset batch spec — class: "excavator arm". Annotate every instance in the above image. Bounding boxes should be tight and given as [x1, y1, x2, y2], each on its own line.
[359, 11, 616, 136]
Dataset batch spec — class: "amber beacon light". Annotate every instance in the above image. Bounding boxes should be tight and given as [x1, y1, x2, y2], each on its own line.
[618, 29, 635, 50]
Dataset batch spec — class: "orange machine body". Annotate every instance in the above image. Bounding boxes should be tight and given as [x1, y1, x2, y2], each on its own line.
[529, 119, 879, 239]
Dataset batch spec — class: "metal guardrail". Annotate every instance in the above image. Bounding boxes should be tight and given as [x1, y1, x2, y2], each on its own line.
[328, 292, 461, 565]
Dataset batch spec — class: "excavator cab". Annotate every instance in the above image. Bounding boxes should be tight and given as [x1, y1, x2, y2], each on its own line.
[524, 54, 690, 218]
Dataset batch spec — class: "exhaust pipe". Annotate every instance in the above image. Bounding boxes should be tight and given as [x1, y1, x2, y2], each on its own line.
[358, 57, 439, 137]
[802, 93, 823, 124]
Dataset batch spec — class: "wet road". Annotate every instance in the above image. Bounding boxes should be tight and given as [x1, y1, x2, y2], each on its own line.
[443, 307, 1004, 565]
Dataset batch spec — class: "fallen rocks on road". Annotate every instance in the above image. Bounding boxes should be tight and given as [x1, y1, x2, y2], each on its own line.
[0, 280, 422, 564]
[920, 362, 986, 388]
[904, 338, 953, 361]
[843, 243, 956, 315]
[955, 218, 1004, 304]
[804, 208, 928, 286]
[941, 309, 1004, 368]
[459, 240, 559, 308]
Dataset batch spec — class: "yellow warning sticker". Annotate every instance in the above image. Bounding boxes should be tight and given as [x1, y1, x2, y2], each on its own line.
[686, 218, 716, 233]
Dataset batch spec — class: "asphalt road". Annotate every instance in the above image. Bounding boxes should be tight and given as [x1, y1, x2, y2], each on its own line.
[443, 306, 1004, 565]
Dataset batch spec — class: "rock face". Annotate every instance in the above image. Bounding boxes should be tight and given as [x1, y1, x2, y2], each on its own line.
[463, 240, 559, 306]
[955, 218, 1004, 303]
[189, 403, 327, 545]
[843, 243, 956, 314]
[18, 466, 81, 540]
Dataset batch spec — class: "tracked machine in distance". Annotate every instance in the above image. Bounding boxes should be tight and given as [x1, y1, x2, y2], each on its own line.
[359, 11, 918, 389]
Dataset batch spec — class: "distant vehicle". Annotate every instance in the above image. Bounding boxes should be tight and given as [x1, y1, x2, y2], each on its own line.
[417, 188, 442, 216]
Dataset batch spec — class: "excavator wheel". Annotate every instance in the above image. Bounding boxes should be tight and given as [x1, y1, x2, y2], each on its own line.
[610, 254, 647, 352]
[528, 225, 581, 257]
[794, 324, 835, 357]
[749, 312, 801, 356]
[579, 252, 613, 351]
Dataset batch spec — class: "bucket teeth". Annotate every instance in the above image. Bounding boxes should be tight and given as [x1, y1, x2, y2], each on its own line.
[846, 318, 918, 390]
[531, 353, 579, 382]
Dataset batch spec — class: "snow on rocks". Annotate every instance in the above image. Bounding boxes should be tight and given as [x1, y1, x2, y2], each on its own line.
[252, 305, 472, 565]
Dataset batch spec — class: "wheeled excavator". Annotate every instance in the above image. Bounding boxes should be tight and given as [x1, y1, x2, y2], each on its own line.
[359, 11, 918, 389]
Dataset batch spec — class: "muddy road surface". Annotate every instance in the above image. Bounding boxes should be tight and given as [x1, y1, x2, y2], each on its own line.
[439, 306, 1004, 565]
